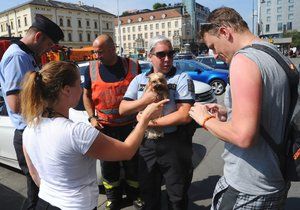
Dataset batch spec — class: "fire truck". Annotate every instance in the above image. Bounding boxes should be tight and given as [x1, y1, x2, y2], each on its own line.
[0, 37, 95, 64]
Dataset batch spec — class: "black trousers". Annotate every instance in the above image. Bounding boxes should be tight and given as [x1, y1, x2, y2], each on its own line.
[35, 198, 97, 210]
[100, 123, 140, 203]
[13, 129, 39, 210]
[139, 131, 194, 210]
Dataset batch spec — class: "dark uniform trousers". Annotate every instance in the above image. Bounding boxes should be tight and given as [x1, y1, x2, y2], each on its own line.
[139, 129, 194, 210]
[13, 129, 39, 210]
[100, 123, 140, 203]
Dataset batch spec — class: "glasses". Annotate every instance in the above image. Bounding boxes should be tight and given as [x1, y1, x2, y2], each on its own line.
[152, 50, 176, 59]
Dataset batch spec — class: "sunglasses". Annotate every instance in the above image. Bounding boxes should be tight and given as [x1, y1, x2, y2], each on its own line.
[152, 50, 176, 59]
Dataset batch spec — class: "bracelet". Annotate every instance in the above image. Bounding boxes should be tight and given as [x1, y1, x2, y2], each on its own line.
[88, 115, 97, 122]
[201, 115, 215, 130]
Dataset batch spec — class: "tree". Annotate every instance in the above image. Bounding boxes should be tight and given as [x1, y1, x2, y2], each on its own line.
[283, 30, 300, 49]
[153, 3, 167, 10]
[122, 11, 130, 16]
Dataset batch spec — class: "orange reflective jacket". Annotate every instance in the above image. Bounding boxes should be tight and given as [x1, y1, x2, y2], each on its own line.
[89, 58, 138, 126]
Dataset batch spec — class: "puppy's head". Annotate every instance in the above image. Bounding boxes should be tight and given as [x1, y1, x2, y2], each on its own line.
[147, 72, 169, 100]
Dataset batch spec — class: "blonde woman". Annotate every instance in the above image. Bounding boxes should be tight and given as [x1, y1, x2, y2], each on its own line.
[21, 61, 168, 210]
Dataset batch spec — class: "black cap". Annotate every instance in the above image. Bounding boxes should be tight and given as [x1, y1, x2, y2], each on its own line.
[31, 14, 64, 43]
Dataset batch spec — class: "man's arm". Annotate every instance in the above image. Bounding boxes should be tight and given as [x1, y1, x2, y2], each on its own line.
[194, 54, 262, 148]
[6, 93, 21, 113]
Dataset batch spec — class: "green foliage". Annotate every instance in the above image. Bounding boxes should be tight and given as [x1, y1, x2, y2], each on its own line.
[283, 30, 300, 48]
[153, 3, 167, 10]
[122, 11, 130, 16]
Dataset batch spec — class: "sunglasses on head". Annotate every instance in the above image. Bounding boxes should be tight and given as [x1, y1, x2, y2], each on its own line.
[152, 50, 176, 59]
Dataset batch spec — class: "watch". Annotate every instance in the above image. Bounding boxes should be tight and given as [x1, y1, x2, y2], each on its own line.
[88, 115, 97, 122]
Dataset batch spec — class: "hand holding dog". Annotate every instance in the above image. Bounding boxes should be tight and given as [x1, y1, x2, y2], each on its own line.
[141, 87, 159, 105]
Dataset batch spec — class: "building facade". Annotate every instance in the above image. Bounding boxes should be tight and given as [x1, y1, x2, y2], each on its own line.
[259, 0, 300, 38]
[0, 0, 115, 48]
[114, 3, 209, 56]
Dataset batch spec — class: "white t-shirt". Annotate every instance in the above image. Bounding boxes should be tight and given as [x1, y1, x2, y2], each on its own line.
[23, 117, 100, 210]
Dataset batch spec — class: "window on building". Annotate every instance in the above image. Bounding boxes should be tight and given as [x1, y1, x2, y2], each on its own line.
[132, 26, 135, 32]
[288, 5, 294, 12]
[106, 23, 109, 29]
[87, 33, 91, 42]
[277, 7, 282, 13]
[288, 14, 294, 20]
[138, 26, 141, 31]
[123, 35, 126, 41]
[138, 34, 142, 39]
[175, 21, 178, 27]
[94, 21, 97, 29]
[68, 33, 72, 41]
[0, 25, 3, 32]
[86, 20, 90, 27]
[24, 17, 27, 26]
[287, 22, 293, 30]
[277, 0, 282, 4]
[267, 9, 271, 14]
[144, 25, 147, 30]
[128, 43, 131, 49]
[145, 41, 148, 48]
[267, 16, 271, 22]
[288, 0, 294, 3]
[168, 31, 171, 37]
[127, 27, 130, 33]
[162, 31, 165, 36]
[124, 43, 126, 49]
[123, 28, 125, 33]
[133, 34, 136, 40]
[162, 23, 165, 29]
[156, 31, 159, 36]
[78, 20, 82, 28]
[144, 33, 148, 39]
[18, 19, 21, 28]
[133, 42, 136, 48]
[150, 24, 153, 30]
[277, 22, 283, 31]
[277, 15, 282, 21]
[156, 23, 159, 29]
[10, 22, 13, 30]
[167, 22, 171, 28]
[266, 24, 270, 32]
[67, 19, 71, 27]
[267, 0, 271, 6]
[79, 33, 82, 41]
[59, 18, 63, 26]
[128, 35, 131, 40]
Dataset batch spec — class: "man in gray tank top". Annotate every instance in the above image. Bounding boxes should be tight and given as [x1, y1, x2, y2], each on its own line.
[189, 7, 292, 209]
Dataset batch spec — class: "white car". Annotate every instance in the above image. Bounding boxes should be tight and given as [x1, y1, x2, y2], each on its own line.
[0, 63, 216, 181]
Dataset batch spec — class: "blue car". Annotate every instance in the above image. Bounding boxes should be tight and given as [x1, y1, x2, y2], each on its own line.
[174, 60, 229, 95]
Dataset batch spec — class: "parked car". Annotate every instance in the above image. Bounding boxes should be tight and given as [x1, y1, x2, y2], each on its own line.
[174, 59, 229, 95]
[174, 52, 195, 60]
[196, 56, 229, 70]
[139, 60, 152, 73]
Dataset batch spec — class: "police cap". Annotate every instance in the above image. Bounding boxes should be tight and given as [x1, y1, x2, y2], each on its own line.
[31, 14, 64, 43]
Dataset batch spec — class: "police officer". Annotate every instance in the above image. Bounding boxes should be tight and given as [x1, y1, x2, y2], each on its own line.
[119, 35, 195, 210]
[82, 34, 142, 210]
[0, 14, 64, 209]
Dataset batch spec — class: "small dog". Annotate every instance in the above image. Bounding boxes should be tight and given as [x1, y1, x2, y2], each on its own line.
[144, 72, 169, 139]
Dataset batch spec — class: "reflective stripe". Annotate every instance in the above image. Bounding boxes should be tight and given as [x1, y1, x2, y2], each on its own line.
[90, 61, 98, 81]
[100, 108, 119, 115]
[126, 179, 139, 188]
[102, 180, 120, 190]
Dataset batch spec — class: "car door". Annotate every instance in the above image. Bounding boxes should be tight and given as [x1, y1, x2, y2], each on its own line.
[0, 87, 19, 169]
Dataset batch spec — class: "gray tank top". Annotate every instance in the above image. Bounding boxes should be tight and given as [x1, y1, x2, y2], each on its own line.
[223, 41, 290, 195]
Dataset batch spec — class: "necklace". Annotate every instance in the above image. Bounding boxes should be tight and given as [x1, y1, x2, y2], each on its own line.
[46, 108, 68, 119]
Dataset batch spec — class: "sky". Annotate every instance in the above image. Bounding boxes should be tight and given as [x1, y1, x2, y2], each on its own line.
[1, 0, 258, 32]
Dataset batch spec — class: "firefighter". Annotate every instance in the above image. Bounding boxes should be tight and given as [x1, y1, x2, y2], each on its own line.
[82, 34, 143, 210]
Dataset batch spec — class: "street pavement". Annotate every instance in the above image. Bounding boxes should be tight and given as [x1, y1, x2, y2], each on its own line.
[1, 57, 300, 209]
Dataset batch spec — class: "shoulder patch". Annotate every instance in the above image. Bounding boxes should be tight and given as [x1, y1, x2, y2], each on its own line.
[138, 84, 146, 91]
[168, 83, 177, 90]
[187, 79, 195, 92]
